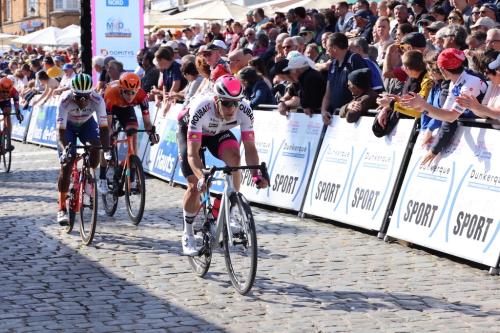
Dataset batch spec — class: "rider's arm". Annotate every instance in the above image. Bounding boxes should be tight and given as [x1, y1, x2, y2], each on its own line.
[10, 88, 20, 112]
[56, 104, 68, 151]
[96, 96, 110, 148]
[136, 90, 153, 130]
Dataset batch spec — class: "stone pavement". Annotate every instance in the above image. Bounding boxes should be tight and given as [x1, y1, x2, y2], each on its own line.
[0, 143, 499, 333]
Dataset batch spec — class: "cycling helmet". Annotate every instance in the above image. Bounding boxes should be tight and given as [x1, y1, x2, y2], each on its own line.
[213, 75, 244, 100]
[0, 77, 13, 91]
[71, 74, 93, 94]
[119, 72, 141, 91]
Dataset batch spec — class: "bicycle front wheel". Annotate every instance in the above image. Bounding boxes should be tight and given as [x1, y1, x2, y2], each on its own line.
[124, 155, 145, 225]
[1, 130, 12, 173]
[223, 193, 257, 295]
[101, 164, 118, 216]
[79, 168, 98, 245]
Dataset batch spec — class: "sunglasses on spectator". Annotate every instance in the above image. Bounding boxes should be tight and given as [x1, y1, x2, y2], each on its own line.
[219, 100, 239, 108]
[121, 89, 137, 96]
[448, 16, 460, 21]
[73, 93, 90, 102]
[472, 11, 480, 15]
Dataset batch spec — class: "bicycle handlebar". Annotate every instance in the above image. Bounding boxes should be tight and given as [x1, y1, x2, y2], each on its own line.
[203, 162, 270, 183]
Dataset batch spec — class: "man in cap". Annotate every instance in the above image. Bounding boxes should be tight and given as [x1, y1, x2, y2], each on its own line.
[280, 52, 326, 116]
[409, 0, 428, 23]
[347, 10, 374, 43]
[471, 17, 499, 34]
[340, 68, 378, 123]
[479, 3, 497, 21]
[53, 63, 76, 95]
[201, 40, 229, 71]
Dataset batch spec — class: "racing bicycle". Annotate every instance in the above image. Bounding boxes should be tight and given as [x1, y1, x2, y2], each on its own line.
[188, 162, 269, 295]
[101, 123, 158, 225]
[63, 143, 107, 245]
[0, 111, 22, 173]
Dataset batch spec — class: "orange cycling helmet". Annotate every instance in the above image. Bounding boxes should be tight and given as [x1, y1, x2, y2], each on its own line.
[0, 77, 13, 91]
[119, 72, 141, 91]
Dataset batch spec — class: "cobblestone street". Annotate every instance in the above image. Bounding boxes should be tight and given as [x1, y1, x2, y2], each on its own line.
[1, 143, 499, 332]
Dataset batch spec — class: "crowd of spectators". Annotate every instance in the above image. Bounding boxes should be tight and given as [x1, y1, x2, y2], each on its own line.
[2, 0, 500, 163]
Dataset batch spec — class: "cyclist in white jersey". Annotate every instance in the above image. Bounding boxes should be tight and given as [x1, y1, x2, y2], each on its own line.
[177, 75, 268, 255]
[55, 74, 110, 225]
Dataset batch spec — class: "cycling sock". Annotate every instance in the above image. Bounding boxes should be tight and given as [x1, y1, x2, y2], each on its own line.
[99, 166, 106, 179]
[58, 192, 67, 210]
[183, 209, 196, 236]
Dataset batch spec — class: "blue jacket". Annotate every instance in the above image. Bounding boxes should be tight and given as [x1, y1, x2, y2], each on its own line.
[245, 79, 276, 109]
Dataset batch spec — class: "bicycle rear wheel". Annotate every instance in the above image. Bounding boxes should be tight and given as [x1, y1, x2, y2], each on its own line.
[101, 164, 118, 216]
[188, 202, 212, 277]
[79, 168, 98, 245]
[223, 193, 257, 295]
[124, 155, 145, 225]
[1, 130, 12, 173]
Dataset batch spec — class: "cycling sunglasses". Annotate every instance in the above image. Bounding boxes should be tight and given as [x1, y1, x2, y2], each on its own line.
[73, 93, 90, 102]
[219, 100, 239, 108]
[121, 89, 137, 96]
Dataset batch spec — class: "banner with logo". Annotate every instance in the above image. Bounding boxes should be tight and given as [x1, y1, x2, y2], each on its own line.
[240, 112, 323, 211]
[92, 0, 144, 71]
[387, 126, 500, 267]
[11, 106, 33, 142]
[136, 102, 159, 162]
[26, 101, 58, 148]
[302, 116, 414, 231]
[143, 104, 180, 182]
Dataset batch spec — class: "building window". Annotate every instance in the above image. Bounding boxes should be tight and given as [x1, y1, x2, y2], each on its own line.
[5, 0, 12, 21]
[54, 0, 79, 11]
[27, 0, 39, 17]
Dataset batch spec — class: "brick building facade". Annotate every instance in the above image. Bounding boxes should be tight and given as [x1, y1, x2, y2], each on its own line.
[0, 0, 80, 35]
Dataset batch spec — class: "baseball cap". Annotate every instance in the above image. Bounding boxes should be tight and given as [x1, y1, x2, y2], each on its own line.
[427, 21, 446, 32]
[417, 14, 436, 26]
[354, 9, 371, 20]
[401, 32, 427, 48]
[471, 17, 498, 30]
[206, 40, 227, 51]
[62, 63, 73, 71]
[437, 48, 466, 70]
[283, 53, 315, 71]
[410, 0, 426, 7]
[488, 54, 500, 70]
[165, 40, 179, 52]
[55, 55, 65, 62]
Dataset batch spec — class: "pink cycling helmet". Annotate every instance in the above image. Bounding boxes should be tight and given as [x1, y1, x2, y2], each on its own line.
[214, 75, 244, 100]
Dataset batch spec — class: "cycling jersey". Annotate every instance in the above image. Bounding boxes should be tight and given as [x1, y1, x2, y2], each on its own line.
[443, 70, 488, 116]
[0, 87, 20, 110]
[103, 80, 149, 116]
[187, 95, 255, 142]
[56, 90, 107, 129]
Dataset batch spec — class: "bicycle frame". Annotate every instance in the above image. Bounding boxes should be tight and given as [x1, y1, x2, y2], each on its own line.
[112, 133, 136, 191]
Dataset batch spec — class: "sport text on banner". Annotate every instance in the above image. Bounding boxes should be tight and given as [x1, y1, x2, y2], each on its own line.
[387, 125, 500, 267]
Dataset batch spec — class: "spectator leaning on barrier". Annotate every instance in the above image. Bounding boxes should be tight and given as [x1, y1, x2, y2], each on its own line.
[141, 50, 160, 94]
[154, 47, 187, 108]
[321, 32, 368, 125]
[281, 52, 326, 116]
[53, 64, 76, 95]
[339, 68, 378, 123]
[238, 66, 276, 109]
[374, 50, 433, 137]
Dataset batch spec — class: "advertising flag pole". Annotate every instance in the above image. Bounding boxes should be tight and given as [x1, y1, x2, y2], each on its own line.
[80, 0, 92, 75]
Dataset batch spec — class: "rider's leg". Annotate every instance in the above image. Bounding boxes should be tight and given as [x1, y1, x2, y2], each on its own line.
[184, 175, 201, 236]
[3, 107, 14, 151]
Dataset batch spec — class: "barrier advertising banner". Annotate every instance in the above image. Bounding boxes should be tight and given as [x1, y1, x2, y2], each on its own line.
[387, 126, 500, 267]
[136, 102, 159, 162]
[11, 106, 33, 142]
[302, 116, 414, 230]
[143, 105, 180, 182]
[92, 0, 144, 71]
[240, 112, 323, 211]
[26, 103, 58, 148]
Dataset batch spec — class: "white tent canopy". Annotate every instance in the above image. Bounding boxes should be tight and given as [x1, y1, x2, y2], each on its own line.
[0, 33, 16, 40]
[57, 25, 80, 46]
[11, 26, 63, 46]
[165, 0, 248, 21]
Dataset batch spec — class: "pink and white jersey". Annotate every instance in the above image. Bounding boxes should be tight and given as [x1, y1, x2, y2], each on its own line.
[57, 90, 108, 129]
[187, 95, 255, 142]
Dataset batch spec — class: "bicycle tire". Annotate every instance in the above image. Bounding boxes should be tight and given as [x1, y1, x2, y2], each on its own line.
[1, 131, 12, 173]
[79, 167, 98, 245]
[188, 202, 212, 277]
[223, 193, 257, 295]
[101, 164, 118, 216]
[124, 155, 146, 225]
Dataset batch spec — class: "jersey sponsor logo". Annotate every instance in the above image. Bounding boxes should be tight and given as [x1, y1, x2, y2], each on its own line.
[208, 122, 218, 128]
[239, 104, 254, 122]
[190, 104, 210, 126]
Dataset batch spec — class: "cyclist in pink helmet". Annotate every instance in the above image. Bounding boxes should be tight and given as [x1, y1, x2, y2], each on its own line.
[177, 74, 268, 255]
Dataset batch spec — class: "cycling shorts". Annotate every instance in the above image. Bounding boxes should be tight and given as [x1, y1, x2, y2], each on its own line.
[110, 105, 138, 129]
[57, 117, 99, 158]
[177, 123, 239, 178]
[0, 100, 12, 111]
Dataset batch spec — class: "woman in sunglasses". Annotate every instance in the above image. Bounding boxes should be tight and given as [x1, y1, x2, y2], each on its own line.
[56, 74, 110, 225]
[177, 75, 268, 256]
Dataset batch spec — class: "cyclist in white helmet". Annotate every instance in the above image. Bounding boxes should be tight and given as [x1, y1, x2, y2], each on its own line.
[177, 74, 268, 255]
[55, 74, 110, 225]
